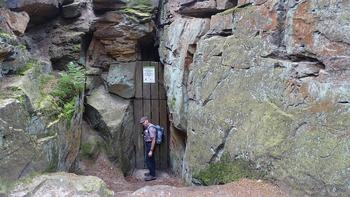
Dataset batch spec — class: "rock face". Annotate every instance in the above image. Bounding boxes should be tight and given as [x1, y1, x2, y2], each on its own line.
[0, 8, 29, 35]
[0, 63, 84, 181]
[85, 86, 134, 174]
[24, 0, 95, 69]
[0, 4, 86, 184]
[159, 0, 350, 196]
[88, 11, 154, 67]
[9, 172, 114, 196]
[6, 0, 62, 23]
[107, 62, 136, 99]
[159, 17, 210, 131]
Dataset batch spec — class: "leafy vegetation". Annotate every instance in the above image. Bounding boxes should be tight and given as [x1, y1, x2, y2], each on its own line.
[16, 58, 38, 75]
[0, 31, 17, 45]
[51, 62, 85, 120]
[193, 154, 266, 186]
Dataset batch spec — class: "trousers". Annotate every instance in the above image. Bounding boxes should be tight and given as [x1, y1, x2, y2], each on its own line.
[145, 142, 156, 177]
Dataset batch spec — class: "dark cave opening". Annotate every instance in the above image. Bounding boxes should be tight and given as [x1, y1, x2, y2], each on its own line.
[137, 32, 159, 61]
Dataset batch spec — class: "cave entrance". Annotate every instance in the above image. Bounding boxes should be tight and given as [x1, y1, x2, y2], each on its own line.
[133, 61, 169, 170]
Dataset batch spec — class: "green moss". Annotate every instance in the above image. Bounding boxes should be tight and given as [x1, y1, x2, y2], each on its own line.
[122, 7, 151, 17]
[170, 97, 176, 109]
[0, 177, 15, 195]
[0, 31, 17, 45]
[0, 86, 23, 100]
[16, 58, 39, 75]
[81, 143, 94, 158]
[72, 44, 81, 53]
[193, 155, 265, 186]
[122, 0, 153, 20]
[45, 147, 59, 173]
[80, 139, 105, 160]
[218, 3, 252, 16]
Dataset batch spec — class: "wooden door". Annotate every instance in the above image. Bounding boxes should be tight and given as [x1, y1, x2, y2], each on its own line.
[133, 61, 169, 169]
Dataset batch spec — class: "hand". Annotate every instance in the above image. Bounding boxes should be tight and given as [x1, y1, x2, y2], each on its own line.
[148, 151, 153, 157]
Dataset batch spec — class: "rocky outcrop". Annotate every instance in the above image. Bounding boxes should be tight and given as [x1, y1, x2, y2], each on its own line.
[0, 60, 84, 181]
[62, 2, 82, 19]
[6, 0, 62, 23]
[9, 172, 114, 196]
[159, 0, 350, 196]
[88, 11, 154, 67]
[23, 0, 95, 69]
[85, 86, 134, 174]
[107, 62, 136, 99]
[159, 17, 210, 131]
[0, 9, 30, 76]
[0, 8, 29, 35]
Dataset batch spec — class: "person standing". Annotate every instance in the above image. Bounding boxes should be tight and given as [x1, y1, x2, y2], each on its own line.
[140, 116, 157, 181]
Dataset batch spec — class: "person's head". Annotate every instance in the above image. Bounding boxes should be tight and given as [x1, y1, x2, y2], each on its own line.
[139, 116, 150, 127]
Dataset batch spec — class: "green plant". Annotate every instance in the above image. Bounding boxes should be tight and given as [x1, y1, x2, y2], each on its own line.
[193, 155, 265, 186]
[63, 98, 76, 120]
[0, 31, 17, 45]
[16, 58, 38, 75]
[51, 62, 85, 120]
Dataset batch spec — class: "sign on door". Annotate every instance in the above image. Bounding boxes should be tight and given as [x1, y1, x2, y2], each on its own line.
[143, 66, 156, 83]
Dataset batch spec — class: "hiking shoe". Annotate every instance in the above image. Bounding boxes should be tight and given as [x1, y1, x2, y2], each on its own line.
[144, 176, 156, 181]
[144, 172, 150, 176]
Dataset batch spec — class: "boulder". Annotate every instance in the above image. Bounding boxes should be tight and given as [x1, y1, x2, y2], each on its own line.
[0, 8, 29, 35]
[6, 0, 61, 24]
[85, 86, 135, 174]
[80, 121, 105, 159]
[9, 172, 114, 196]
[62, 2, 82, 19]
[107, 62, 136, 99]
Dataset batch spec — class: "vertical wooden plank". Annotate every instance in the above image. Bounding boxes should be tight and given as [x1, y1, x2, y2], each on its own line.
[135, 61, 143, 98]
[149, 61, 161, 168]
[152, 99, 160, 169]
[134, 100, 144, 168]
[159, 62, 167, 100]
[134, 61, 144, 168]
[142, 61, 151, 100]
[150, 61, 159, 100]
[159, 100, 168, 169]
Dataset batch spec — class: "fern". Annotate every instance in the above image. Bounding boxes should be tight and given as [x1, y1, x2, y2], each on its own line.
[51, 62, 85, 120]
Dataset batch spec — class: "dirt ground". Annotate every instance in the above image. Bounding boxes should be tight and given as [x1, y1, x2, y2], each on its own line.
[79, 153, 288, 197]
[79, 153, 184, 193]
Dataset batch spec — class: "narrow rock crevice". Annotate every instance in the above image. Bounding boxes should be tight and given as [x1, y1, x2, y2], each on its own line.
[209, 125, 236, 163]
[202, 70, 231, 107]
[262, 52, 325, 68]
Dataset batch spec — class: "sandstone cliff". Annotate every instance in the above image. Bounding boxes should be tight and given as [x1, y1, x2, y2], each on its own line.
[159, 0, 350, 196]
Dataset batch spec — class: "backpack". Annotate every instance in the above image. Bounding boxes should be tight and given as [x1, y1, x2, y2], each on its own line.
[150, 125, 164, 145]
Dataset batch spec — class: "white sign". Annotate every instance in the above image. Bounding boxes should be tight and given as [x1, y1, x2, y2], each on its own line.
[143, 66, 156, 83]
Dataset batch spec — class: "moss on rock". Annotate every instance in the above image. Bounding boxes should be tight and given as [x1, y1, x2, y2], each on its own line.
[193, 155, 265, 186]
